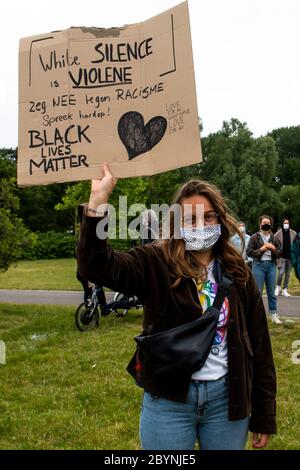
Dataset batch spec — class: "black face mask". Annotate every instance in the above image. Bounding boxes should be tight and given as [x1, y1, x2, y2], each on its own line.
[261, 223, 271, 231]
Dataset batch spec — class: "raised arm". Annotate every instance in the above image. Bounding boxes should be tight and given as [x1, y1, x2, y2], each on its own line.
[77, 163, 146, 296]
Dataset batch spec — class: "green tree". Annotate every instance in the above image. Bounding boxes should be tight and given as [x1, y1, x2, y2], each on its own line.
[18, 183, 72, 233]
[0, 172, 36, 271]
[55, 181, 90, 236]
[0, 148, 16, 179]
[268, 126, 300, 186]
[0, 208, 36, 271]
[145, 164, 202, 206]
[267, 126, 300, 230]
[0, 148, 72, 233]
[0, 177, 20, 212]
[279, 184, 300, 231]
[55, 177, 149, 244]
[201, 119, 282, 232]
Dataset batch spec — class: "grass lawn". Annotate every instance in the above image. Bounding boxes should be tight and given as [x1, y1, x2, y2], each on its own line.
[0, 259, 80, 291]
[287, 271, 300, 296]
[0, 258, 300, 295]
[0, 303, 299, 450]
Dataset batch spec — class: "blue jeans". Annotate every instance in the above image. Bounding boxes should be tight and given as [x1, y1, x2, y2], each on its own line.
[252, 260, 277, 313]
[140, 376, 249, 450]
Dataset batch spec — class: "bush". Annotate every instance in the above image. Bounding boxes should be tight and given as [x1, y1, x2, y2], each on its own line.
[21, 231, 140, 260]
[0, 208, 37, 271]
[21, 231, 75, 260]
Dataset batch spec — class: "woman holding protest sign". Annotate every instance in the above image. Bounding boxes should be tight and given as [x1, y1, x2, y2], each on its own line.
[77, 163, 276, 451]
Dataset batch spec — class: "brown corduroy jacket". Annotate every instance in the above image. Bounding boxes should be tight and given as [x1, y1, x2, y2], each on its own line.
[77, 213, 277, 434]
[246, 232, 282, 261]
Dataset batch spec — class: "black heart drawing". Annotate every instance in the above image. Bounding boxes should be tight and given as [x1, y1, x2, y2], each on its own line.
[118, 111, 167, 160]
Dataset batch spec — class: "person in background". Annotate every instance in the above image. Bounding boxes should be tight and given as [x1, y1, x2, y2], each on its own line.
[291, 230, 300, 282]
[231, 221, 252, 269]
[76, 269, 93, 302]
[246, 215, 282, 324]
[274, 219, 297, 297]
[140, 208, 159, 245]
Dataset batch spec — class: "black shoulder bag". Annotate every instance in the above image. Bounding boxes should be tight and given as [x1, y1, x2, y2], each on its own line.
[134, 273, 233, 376]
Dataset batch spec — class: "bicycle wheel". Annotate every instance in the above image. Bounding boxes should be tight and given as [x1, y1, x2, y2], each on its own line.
[75, 302, 100, 332]
[113, 292, 129, 317]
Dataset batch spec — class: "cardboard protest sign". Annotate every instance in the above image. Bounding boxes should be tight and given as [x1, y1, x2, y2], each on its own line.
[18, 1, 202, 186]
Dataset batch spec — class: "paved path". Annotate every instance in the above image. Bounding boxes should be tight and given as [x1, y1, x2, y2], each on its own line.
[262, 295, 300, 318]
[0, 289, 299, 317]
[0, 289, 115, 306]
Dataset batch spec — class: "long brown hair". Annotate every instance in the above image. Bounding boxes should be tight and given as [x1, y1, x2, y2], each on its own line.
[159, 179, 250, 287]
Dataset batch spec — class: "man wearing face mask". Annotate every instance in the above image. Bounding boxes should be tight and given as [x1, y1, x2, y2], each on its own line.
[274, 219, 297, 297]
[247, 215, 282, 324]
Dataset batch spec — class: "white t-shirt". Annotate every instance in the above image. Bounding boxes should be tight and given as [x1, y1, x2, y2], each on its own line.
[260, 232, 272, 261]
[191, 260, 229, 381]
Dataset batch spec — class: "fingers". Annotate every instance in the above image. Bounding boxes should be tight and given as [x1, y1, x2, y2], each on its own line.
[103, 162, 112, 177]
[91, 162, 117, 189]
[261, 434, 270, 447]
[252, 433, 270, 449]
[90, 162, 117, 179]
[102, 162, 118, 186]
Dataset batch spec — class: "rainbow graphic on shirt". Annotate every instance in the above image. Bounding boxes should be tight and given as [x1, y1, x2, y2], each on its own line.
[196, 279, 229, 354]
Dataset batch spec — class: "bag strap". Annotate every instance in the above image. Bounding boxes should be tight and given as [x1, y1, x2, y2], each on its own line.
[212, 272, 234, 311]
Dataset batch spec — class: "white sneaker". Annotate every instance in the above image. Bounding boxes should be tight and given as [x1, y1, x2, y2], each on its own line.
[282, 289, 291, 297]
[275, 286, 281, 296]
[271, 313, 282, 324]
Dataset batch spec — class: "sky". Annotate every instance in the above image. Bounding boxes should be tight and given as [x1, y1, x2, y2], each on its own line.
[1, 0, 300, 148]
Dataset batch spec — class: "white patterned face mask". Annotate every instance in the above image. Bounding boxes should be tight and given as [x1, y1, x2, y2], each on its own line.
[180, 224, 221, 251]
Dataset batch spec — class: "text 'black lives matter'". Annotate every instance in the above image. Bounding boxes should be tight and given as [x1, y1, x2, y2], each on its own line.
[118, 111, 167, 160]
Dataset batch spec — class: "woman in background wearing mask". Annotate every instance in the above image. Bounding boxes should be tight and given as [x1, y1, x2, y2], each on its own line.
[247, 215, 282, 324]
[231, 221, 252, 269]
[77, 164, 276, 450]
[274, 219, 297, 297]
